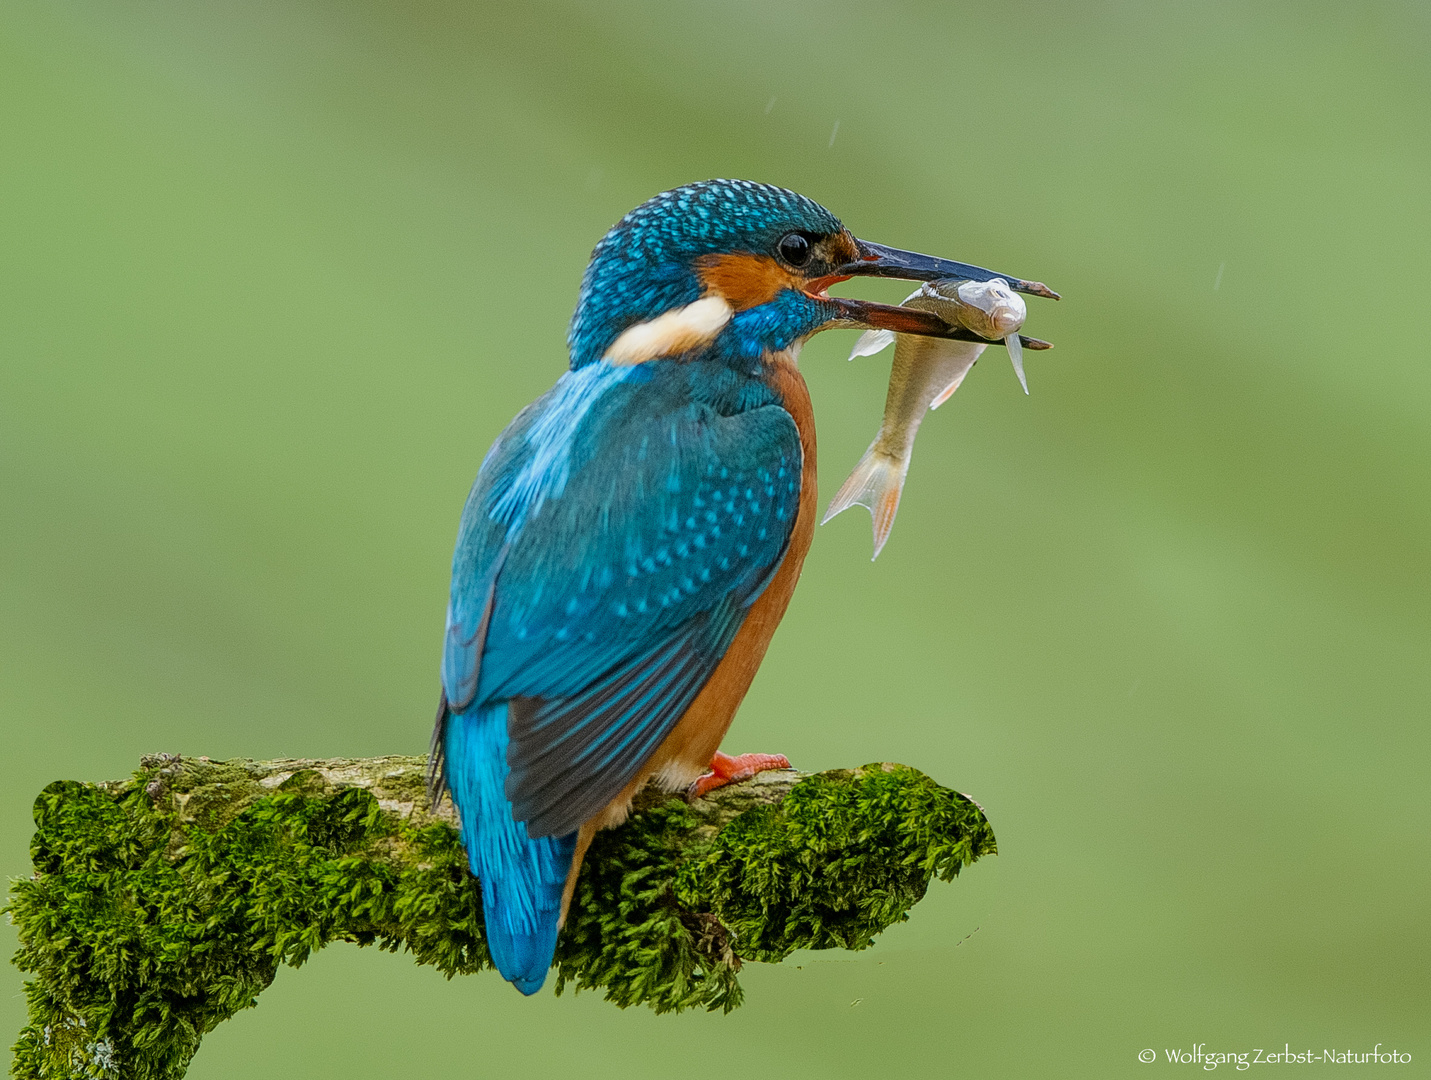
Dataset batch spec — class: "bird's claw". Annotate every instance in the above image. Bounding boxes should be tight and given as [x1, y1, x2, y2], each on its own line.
[688, 751, 791, 800]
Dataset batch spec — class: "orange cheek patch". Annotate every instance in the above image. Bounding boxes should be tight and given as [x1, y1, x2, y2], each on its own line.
[695, 253, 802, 311]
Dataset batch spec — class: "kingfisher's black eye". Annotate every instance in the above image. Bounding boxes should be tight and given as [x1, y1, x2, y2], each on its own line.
[778, 232, 811, 266]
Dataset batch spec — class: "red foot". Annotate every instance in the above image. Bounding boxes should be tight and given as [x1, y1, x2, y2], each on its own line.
[689, 751, 791, 799]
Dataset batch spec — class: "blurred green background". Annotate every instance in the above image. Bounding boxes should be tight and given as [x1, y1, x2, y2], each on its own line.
[3, 0, 1428, 1075]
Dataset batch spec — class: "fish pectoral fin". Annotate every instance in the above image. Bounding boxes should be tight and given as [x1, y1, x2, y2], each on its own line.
[928, 361, 979, 410]
[847, 328, 896, 360]
[821, 447, 909, 560]
[1005, 333, 1029, 394]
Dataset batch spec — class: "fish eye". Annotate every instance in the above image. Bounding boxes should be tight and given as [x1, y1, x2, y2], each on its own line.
[777, 232, 811, 267]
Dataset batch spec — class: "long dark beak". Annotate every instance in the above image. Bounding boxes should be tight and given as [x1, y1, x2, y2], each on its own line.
[823, 295, 1052, 351]
[837, 239, 1060, 300]
[820, 237, 1057, 349]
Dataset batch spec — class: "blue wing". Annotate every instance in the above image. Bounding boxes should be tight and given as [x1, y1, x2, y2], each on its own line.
[439, 360, 802, 838]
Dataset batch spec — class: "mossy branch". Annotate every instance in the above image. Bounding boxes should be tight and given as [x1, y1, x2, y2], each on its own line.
[7, 754, 995, 1080]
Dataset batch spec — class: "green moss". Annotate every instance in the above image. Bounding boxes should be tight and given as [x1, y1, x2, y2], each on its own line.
[682, 764, 994, 961]
[8, 759, 994, 1079]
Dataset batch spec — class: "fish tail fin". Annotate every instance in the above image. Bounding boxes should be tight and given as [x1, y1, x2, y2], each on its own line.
[821, 445, 909, 559]
[444, 703, 577, 995]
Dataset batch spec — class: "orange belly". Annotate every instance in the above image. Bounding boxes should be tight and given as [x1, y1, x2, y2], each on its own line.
[559, 352, 817, 919]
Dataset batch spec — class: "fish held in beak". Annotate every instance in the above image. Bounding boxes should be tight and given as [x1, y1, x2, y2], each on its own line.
[824, 279, 1033, 558]
[824, 237, 1054, 357]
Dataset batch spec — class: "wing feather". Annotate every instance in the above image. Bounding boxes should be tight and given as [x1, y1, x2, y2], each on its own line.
[441, 362, 801, 837]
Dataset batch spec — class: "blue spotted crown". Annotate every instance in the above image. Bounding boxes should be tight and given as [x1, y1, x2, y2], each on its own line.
[568, 180, 844, 369]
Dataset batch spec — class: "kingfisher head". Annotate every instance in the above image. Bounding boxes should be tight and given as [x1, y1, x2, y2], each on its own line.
[567, 179, 1055, 372]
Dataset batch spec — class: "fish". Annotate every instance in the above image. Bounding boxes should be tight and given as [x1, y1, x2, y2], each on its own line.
[822, 277, 1028, 559]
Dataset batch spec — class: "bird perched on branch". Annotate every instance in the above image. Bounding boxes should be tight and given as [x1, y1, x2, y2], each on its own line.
[429, 179, 1050, 994]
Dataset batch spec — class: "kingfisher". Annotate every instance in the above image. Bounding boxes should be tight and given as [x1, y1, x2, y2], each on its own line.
[429, 179, 1053, 995]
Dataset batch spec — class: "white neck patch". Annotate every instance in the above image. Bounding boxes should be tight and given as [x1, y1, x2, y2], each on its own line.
[603, 295, 733, 365]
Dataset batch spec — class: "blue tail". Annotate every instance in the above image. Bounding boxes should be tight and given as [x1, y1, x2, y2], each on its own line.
[444, 703, 577, 995]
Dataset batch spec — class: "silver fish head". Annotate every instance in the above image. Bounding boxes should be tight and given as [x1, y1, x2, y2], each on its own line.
[943, 278, 1027, 340]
